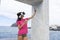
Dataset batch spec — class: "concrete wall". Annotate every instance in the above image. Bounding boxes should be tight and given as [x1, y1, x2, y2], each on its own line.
[31, 0, 49, 40]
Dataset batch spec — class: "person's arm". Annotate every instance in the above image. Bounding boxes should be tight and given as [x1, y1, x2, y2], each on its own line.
[21, 20, 28, 27]
[18, 20, 28, 29]
[28, 10, 36, 20]
[17, 24, 22, 30]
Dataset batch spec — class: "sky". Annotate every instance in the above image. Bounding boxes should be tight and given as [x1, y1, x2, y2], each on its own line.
[0, 0, 60, 26]
[49, 0, 60, 26]
[0, 0, 32, 26]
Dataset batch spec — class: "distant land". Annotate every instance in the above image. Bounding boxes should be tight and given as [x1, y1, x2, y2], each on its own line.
[11, 23, 17, 27]
[11, 23, 31, 29]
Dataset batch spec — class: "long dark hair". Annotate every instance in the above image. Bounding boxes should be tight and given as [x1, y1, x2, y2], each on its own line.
[17, 12, 25, 21]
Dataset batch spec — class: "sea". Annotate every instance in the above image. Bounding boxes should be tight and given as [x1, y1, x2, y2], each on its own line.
[0, 26, 31, 40]
[50, 31, 60, 40]
[0, 26, 60, 40]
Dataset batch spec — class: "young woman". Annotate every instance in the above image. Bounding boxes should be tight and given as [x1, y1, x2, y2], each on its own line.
[16, 10, 36, 40]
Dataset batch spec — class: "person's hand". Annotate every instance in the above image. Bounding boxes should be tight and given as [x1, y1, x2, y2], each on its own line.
[34, 9, 36, 13]
[21, 20, 28, 27]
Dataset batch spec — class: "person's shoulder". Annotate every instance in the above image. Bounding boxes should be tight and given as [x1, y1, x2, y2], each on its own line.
[16, 20, 21, 25]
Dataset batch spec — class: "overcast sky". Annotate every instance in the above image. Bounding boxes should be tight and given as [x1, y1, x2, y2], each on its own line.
[49, 0, 60, 26]
[0, 0, 60, 26]
[0, 0, 32, 26]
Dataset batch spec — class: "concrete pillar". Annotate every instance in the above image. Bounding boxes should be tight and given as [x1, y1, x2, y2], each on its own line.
[31, 0, 49, 40]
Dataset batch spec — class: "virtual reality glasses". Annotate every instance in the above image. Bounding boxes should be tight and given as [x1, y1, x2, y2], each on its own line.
[17, 12, 25, 16]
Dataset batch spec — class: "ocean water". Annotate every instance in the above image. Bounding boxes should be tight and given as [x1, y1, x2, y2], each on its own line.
[50, 31, 60, 40]
[0, 26, 31, 39]
[0, 26, 60, 40]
